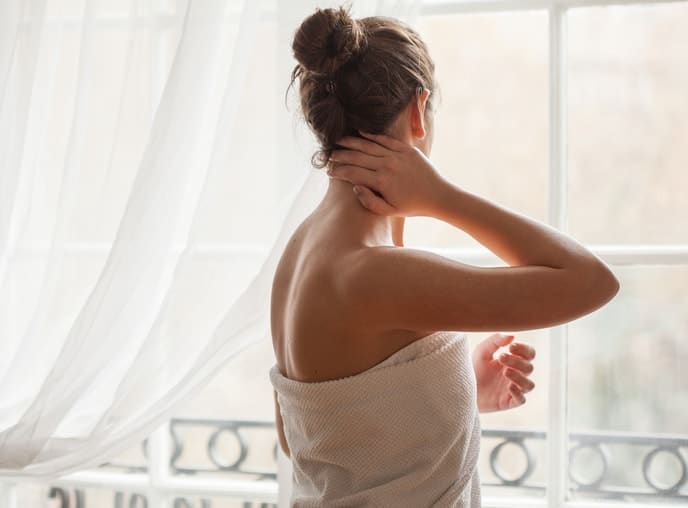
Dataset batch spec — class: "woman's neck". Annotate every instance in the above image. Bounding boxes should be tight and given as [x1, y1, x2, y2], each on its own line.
[315, 178, 403, 247]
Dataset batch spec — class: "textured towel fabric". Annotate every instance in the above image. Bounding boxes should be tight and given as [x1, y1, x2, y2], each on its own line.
[269, 330, 482, 507]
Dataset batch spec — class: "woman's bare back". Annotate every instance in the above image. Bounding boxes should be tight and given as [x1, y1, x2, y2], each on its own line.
[270, 213, 432, 383]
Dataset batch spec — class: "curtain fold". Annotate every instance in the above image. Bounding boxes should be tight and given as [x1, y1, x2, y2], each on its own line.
[0, 0, 421, 478]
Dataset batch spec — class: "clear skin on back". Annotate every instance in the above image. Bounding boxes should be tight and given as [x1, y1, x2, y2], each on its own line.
[271, 89, 620, 458]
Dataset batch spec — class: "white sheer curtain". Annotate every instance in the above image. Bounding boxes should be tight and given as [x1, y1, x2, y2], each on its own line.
[0, 0, 420, 479]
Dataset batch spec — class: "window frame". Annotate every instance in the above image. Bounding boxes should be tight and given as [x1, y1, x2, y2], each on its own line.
[2, 0, 687, 507]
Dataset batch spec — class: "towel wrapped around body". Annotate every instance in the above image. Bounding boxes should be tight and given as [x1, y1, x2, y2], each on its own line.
[269, 330, 482, 507]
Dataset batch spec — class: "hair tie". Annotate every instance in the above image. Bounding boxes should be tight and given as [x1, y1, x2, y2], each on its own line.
[325, 79, 337, 94]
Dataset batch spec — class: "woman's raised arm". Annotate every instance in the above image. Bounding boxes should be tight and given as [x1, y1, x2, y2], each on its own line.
[329, 131, 619, 333]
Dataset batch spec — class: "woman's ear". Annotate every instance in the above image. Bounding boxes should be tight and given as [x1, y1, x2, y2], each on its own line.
[410, 88, 430, 140]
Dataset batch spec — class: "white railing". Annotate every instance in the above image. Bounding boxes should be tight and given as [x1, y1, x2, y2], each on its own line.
[4, 419, 687, 507]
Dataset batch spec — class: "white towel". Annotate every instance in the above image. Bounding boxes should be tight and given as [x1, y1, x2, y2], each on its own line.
[269, 330, 482, 507]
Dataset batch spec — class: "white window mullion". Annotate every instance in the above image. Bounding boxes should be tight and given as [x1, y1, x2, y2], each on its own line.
[0, 482, 17, 508]
[590, 245, 688, 265]
[548, 4, 569, 508]
[148, 423, 171, 508]
[147, 0, 170, 505]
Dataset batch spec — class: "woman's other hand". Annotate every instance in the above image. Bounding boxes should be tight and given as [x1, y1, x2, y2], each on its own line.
[471, 333, 536, 413]
[326, 130, 447, 217]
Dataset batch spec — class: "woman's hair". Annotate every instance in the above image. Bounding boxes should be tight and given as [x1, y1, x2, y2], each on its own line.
[287, 3, 439, 169]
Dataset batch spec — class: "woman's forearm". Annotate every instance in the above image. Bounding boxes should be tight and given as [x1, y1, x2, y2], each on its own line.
[432, 181, 614, 275]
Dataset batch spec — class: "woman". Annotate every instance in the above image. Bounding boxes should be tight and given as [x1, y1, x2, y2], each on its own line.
[269, 5, 619, 507]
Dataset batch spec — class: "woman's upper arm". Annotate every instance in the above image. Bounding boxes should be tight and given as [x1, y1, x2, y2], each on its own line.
[339, 246, 619, 333]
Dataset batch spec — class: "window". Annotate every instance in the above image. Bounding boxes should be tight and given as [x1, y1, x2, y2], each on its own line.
[413, 0, 688, 506]
[3, 0, 686, 507]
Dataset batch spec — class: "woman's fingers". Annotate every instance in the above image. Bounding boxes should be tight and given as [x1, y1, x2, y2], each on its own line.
[335, 135, 388, 157]
[327, 164, 380, 190]
[352, 185, 397, 215]
[504, 368, 535, 393]
[358, 130, 408, 152]
[509, 384, 526, 406]
[499, 352, 534, 374]
[327, 163, 400, 216]
[510, 342, 536, 360]
[330, 148, 386, 171]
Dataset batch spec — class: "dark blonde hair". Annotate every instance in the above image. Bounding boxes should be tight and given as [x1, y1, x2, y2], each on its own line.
[287, 3, 439, 169]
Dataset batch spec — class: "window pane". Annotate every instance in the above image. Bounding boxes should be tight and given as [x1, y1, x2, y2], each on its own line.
[568, 2, 688, 244]
[411, 11, 548, 248]
[193, 7, 279, 245]
[167, 3, 279, 486]
[170, 334, 278, 483]
[567, 264, 688, 501]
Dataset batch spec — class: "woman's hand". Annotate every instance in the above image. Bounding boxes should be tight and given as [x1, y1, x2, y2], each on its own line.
[471, 333, 536, 413]
[327, 130, 447, 217]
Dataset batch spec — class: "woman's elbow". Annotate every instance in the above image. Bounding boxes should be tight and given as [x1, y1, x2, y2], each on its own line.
[587, 260, 620, 309]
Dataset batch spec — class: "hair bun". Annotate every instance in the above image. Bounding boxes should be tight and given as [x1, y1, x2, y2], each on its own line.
[292, 6, 367, 76]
